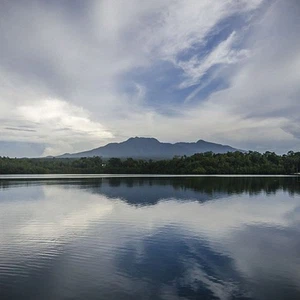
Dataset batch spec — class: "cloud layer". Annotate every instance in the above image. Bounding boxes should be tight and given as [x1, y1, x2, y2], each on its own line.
[0, 0, 299, 156]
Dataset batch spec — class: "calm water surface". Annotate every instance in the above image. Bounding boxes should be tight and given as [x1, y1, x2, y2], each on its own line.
[0, 176, 300, 300]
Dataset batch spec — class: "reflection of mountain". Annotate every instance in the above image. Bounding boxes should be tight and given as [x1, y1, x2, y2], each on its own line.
[1, 177, 299, 206]
[88, 178, 224, 205]
[61, 177, 300, 206]
[64, 176, 300, 206]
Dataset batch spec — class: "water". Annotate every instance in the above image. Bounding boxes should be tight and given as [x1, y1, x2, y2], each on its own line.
[0, 176, 300, 300]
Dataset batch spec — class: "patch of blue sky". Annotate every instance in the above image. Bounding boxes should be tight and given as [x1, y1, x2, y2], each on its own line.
[119, 11, 259, 115]
[190, 73, 229, 103]
[119, 60, 195, 114]
[176, 13, 248, 64]
[120, 63, 231, 116]
[176, 14, 256, 103]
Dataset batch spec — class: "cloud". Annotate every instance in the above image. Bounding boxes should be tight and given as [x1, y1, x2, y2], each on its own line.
[0, 95, 114, 156]
[143, 0, 262, 59]
[0, 0, 299, 156]
[178, 32, 250, 89]
[198, 0, 300, 152]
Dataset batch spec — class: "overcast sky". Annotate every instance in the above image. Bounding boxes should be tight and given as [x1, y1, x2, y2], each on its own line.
[0, 0, 299, 157]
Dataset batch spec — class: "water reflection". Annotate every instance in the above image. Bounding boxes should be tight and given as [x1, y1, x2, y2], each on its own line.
[0, 177, 300, 300]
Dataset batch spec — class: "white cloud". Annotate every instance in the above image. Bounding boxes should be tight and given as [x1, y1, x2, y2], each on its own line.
[144, 0, 262, 59]
[0, 95, 114, 156]
[178, 32, 250, 88]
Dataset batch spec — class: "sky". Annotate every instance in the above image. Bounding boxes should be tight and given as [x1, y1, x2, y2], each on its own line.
[0, 0, 299, 157]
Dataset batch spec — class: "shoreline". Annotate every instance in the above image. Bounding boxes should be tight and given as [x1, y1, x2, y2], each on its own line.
[0, 174, 299, 180]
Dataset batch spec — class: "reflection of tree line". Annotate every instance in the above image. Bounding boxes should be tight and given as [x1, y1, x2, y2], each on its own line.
[1, 177, 298, 205]
[1, 151, 300, 174]
[89, 177, 300, 195]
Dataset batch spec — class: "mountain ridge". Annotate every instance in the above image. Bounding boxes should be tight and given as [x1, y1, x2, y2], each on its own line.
[57, 137, 242, 159]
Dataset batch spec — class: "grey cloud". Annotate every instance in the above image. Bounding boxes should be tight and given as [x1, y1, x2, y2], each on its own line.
[193, 0, 300, 153]
[282, 121, 300, 140]
[0, 141, 45, 157]
[4, 127, 36, 132]
[0, 0, 299, 156]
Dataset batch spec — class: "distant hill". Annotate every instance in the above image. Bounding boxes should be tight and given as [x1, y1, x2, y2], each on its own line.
[57, 137, 241, 159]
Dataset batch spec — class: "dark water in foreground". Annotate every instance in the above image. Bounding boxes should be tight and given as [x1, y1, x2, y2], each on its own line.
[0, 176, 300, 300]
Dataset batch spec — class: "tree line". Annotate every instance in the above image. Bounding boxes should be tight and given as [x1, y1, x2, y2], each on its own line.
[0, 151, 300, 174]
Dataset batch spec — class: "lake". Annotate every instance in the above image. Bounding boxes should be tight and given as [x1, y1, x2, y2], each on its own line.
[0, 176, 300, 300]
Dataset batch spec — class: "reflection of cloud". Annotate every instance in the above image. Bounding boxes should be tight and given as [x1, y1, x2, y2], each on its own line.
[102, 192, 299, 238]
[223, 226, 300, 299]
[0, 185, 114, 248]
[1, 183, 300, 256]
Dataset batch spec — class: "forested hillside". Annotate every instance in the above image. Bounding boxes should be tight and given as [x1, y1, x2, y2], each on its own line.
[1, 151, 300, 175]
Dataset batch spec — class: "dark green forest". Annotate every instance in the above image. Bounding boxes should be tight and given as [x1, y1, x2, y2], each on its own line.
[1, 151, 300, 174]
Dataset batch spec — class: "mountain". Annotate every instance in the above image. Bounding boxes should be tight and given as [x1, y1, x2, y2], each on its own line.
[57, 137, 241, 159]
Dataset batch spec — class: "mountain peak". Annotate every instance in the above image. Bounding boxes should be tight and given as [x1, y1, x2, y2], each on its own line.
[124, 137, 160, 145]
[58, 137, 241, 158]
[126, 136, 159, 141]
